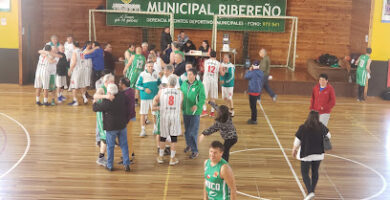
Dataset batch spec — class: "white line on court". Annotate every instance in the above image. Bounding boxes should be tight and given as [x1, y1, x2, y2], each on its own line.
[0, 113, 31, 179]
[321, 165, 345, 200]
[258, 102, 307, 197]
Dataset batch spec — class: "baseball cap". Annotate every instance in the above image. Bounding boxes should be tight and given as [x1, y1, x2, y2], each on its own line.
[252, 60, 260, 69]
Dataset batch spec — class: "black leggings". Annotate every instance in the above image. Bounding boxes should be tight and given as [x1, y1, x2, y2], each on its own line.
[249, 95, 259, 121]
[301, 160, 321, 193]
[358, 85, 365, 100]
[222, 138, 238, 162]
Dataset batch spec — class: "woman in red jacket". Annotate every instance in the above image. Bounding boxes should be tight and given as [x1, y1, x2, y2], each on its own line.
[310, 74, 336, 126]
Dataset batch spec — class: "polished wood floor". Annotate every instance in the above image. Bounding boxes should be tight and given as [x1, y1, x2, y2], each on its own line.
[0, 84, 389, 200]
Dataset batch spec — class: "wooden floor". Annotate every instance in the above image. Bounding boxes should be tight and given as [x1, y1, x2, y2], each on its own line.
[0, 84, 389, 200]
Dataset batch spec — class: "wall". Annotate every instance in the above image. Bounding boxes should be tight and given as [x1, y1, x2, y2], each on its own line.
[371, 0, 390, 61]
[0, 0, 19, 83]
[349, 0, 371, 54]
[37, 0, 355, 70]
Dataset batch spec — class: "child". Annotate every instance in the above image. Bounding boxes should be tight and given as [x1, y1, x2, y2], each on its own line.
[199, 101, 238, 162]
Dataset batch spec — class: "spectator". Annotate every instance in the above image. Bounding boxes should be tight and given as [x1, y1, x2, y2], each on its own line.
[292, 111, 331, 200]
[160, 27, 172, 52]
[141, 42, 149, 59]
[84, 41, 105, 89]
[181, 68, 206, 159]
[245, 60, 264, 124]
[92, 83, 131, 172]
[170, 41, 185, 64]
[173, 53, 186, 76]
[182, 40, 196, 65]
[259, 48, 277, 101]
[103, 43, 116, 74]
[177, 30, 189, 46]
[309, 73, 336, 126]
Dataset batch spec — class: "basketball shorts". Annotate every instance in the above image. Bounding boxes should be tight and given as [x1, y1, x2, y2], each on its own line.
[34, 67, 50, 90]
[160, 116, 181, 139]
[203, 78, 218, 99]
[56, 75, 67, 88]
[140, 99, 155, 115]
[49, 75, 56, 91]
[69, 69, 83, 89]
[128, 69, 141, 89]
[96, 112, 106, 141]
[222, 87, 234, 100]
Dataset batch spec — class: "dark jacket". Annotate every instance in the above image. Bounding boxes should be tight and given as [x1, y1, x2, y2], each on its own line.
[123, 88, 136, 122]
[104, 51, 115, 72]
[244, 69, 264, 94]
[93, 92, 128, 131]
[173, 61, 186, 76]
[56, 52, 69, 76]
[295, 124, 329, 158]
[202, 102, 237, 140]
[160, 31, 172, 51]
[310, 84, 336, 114]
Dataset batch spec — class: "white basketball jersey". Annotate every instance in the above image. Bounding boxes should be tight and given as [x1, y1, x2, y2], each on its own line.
[37, 54, 50, 70]
[72, 49, 84, 71]
[64, 42, 75, 61]
[203, 59, 220, 80]
[161, 74, 180, 89]
[48, 57, 59, 75]
[160, 88, 182, 119]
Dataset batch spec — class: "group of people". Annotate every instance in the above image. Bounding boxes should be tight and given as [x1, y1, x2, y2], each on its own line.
[33, 30, 373, 199]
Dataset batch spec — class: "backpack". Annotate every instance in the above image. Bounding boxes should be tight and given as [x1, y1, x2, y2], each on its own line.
[318, 54, 339, 66]
[381, 90, 390, 100]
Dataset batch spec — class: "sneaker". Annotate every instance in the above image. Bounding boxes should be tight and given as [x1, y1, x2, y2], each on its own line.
[68, 101, 79, 106]
[57, 97, 62, 103]
[43, 102, 51, 106]
[184, 146, 191, 153]
[139, 129, 146, 137]
[169, 157, 179, 165]
[157, 156, 164, 164]
[36, 101, 42, 106]
[105, 166, 113, 171]
[230, 110, 235, 117]
[209, 112, 215, 117]
[304, 192, 315, 200]
[51, 101, 56, 106]
[247, 119, 258, 124]
[124, 165, 130, 172]
[189, 152, 199, 159]
[164, 146, 171, 156]
[272, 95, 277, 102]
[60, 95, 66, 101]
[201, 110, 208, 117]
[96, 157, 107, 167]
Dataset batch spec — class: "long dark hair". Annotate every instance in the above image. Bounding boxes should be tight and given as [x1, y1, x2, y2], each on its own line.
[303, 111, 321, 130]
[215, 105, 230, 123]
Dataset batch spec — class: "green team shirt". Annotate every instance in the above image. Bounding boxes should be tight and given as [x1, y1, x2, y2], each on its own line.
[96, 85, 107, 140]
[124, 49, 135, 66]
[220, 62, 235, 88]
[356, 54, 370, 86]
[126, 54, 146, 88]
[204, 159, 230, 200]
[175, 50, 185, 60]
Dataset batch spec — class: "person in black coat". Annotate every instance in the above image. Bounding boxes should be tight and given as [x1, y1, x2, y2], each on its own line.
[93, 83, 131, 172]
[292, 111, 331, 200]
[160, 27, 172, 52]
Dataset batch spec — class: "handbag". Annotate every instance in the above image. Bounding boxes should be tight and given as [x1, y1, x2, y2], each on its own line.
[323, 136, 332, 151]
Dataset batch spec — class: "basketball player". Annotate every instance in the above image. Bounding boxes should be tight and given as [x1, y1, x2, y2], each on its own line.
[356, 48, 372, 101]
[93, 73, 115, 166]
[220, 54, 235, 116]
[204, 141, 237, 200]
[46, 35, 60, 47]
[170, 42, 185, 64]
[161, 65, 180, 89]
[34, 45, 57, 106]
[154, 75, 182, 165]
[136, 61, 160, 137]
[179, 62, 200, 85]
[64, 35, 75, 62]
[123, 46, 146, 104]
[152, 83, 171, 156]
[56, 45, 69, 103]
[124, 43, 136, 68]
[68, 42, 87, 106]
[202, 51, 220, 117]
[47, 46, 60, 105]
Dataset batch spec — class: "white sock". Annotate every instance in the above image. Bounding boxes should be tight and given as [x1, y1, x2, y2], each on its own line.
[57, 92, 60, 97]
[82, 94, 87, 101]
[73, 97, 77, 102]
[203, 105, 207, 111]
[170, 150, 176, 158]
[159, 149, 164, 157]
[142, 126, 145, 130]
[36, 97, 40, 102]
[211, 107, 215, 112]
[43, 98, 48, 103]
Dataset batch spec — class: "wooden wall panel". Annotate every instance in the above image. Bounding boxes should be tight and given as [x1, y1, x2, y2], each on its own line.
[349, 0, 371, 54]
[38, 0, 356, 70]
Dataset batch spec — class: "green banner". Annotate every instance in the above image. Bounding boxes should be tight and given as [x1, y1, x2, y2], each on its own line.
[106, 0, 286, 32]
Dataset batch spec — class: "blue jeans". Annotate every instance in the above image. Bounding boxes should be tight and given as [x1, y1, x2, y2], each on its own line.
[106, 127, 130, 169]
[183, 115, 200, 153]
[263, 75, 276, 98]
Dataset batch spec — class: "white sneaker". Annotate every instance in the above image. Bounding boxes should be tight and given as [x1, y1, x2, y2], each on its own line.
[272, 95, 277, 102]
[169, 157, 179, 165]
[156, 156, 164, 164]
[139, 129, 146, 137]
[304, 192, 315, 200]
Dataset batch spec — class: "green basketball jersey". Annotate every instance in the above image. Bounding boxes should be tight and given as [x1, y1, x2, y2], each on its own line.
[126, 54, 146, 87]
[96, 85, 107, 140]
[125, 49, 135, 66]
[175, 50, 185, 60]
[356, 54, 370, 86]
[204, 159, 230, 200]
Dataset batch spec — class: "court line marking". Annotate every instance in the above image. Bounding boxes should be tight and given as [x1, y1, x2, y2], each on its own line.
[162, 164, 172, 200]
[231, 148, 387, 200]
[0, 127, 7, 155]
[0, 113, 31, 179]
[258, 102, 307, 197]
[321, 164, 345, 200]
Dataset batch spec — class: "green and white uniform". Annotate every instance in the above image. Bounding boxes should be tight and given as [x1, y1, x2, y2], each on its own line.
[154, 109, 160, 135]
[356, 54, 370, 86]
[204, 159, 230, 200]
[220, 62, 235, 100]
[126, 54, 146, 89]
[124, 49, 135, 66]
[96, 85, 107, 141]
